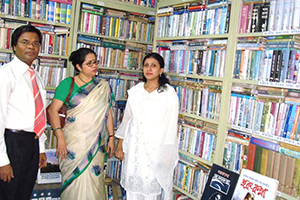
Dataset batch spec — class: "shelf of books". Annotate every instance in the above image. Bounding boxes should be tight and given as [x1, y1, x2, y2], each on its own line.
[155, 0, 300, 199]
[154, 0, 234, 199]
[70, 0, 156, 74]
[224, 0, 300, 200]
[0, 0, 75, 85]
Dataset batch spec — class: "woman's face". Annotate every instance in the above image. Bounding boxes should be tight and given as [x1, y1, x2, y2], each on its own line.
[143, 57, 163, 82]
[78, 53, 98, 77]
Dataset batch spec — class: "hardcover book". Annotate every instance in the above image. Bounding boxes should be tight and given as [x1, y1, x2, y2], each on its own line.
[201, 164, 239, 200]
[232, 168, 279, 200]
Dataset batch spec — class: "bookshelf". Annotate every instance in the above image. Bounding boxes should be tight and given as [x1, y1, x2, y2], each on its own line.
[70, 0, 156, 127]
[228, 0, 300, 199]
[154, 0, 300, 200]
[70, 0, 156, 74]
[0, 0, 76, 83]
[154, 0, 234, 198]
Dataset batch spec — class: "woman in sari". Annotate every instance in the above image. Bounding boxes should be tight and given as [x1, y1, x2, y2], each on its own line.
[115, 53, 179, 200]
[47, 48, 115, 200]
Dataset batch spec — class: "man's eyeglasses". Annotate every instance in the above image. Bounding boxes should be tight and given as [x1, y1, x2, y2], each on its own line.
[84, 60, 99, 67]
[19, 40, 41, 48]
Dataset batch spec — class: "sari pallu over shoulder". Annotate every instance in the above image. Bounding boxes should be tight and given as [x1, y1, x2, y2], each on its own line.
[59, 78, 111, 196]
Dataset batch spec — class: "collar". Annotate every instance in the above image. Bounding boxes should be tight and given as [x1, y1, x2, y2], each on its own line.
[11, 56, 35, 75]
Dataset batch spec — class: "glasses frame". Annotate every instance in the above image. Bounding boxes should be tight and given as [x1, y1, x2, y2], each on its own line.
[19, 39, 41, 48]
[83, 60, 99, 67]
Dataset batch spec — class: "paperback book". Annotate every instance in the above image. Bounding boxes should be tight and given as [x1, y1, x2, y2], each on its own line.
[36, 149, 62, 184]
[232, 168, 279, 200]
[201, 164, 239, 200]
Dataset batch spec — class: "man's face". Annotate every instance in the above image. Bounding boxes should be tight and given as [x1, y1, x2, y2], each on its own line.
[13, 32, 40, 66]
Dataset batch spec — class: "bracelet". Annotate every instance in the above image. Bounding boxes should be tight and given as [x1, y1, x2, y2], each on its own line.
[53, 127, 62, 134]
[108, 135, 114, 138]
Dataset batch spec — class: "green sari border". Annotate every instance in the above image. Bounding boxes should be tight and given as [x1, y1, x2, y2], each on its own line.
[61, 136, 102, 193]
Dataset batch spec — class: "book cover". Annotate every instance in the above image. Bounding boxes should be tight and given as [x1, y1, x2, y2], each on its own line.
[106, 184, 114, 200]
[251, 4, 262, 32]
[246, 3, 253, 33]
[36, 149, 61, 184]
[253, 145, 262, 174]
[267, 0, 277, 32]
[239, 4, 249, 33]
[259, 148, 268, 176]
[265, 150, 275, 178]
[284, 156, 296, 195]
[200, 164, 239, 200]
[274, 0, 284, 31]
[291, 159, 300, 197]
[249, 137, 279, 151]
[278, 154, 288, 192]
[232, 169, 279, 200]
[260, 3, 269, 32]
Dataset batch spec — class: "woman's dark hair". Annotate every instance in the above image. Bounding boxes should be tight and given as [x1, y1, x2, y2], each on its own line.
[69, 48, 97, 74]
[142, 53, 170, 93]
[11, 24, 42, 53]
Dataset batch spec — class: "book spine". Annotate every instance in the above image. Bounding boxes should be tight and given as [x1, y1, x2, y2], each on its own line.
[268, 0, 277, 31]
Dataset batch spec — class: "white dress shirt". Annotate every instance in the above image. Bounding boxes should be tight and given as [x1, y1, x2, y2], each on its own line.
[0, 56, 46, 167]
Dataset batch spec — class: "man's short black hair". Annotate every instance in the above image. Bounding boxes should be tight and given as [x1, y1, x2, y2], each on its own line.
[11, 24, 42, 52]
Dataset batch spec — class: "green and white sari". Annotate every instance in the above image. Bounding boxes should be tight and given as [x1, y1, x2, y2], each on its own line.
[59, 78, 111, 200]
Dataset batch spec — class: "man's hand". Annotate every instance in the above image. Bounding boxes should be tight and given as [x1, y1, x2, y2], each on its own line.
[39, 153, 47, 169]
[0, 164, 14, 182]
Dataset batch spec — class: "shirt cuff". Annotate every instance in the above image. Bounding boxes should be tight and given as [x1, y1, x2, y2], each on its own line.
[0, 153, 10, 167]
[38, 133, 47, 153]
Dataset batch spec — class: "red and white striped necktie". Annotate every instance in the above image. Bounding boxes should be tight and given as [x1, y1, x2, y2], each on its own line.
[28, 67, 46, 138]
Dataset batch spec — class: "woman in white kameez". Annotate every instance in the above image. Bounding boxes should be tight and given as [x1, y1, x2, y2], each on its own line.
[115, 53, 179, 200]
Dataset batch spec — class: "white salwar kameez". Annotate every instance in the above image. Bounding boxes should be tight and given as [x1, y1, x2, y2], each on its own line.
[116, 83, 179, 200]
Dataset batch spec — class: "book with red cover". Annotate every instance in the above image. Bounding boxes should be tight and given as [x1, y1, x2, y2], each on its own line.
[232, 169, 279, 200]
[246, 143, 256, 170]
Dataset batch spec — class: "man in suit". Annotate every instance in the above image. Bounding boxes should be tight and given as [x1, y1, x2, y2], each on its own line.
[0, 24, 47, 200]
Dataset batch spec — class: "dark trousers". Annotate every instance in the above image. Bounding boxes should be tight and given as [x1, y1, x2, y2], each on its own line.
[0, 129, 39, 200]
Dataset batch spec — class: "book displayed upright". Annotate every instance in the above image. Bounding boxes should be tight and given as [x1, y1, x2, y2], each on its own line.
[201, 164, 239, 200]
[36, 149, 62, 184]
[232, 168, 279, 200]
